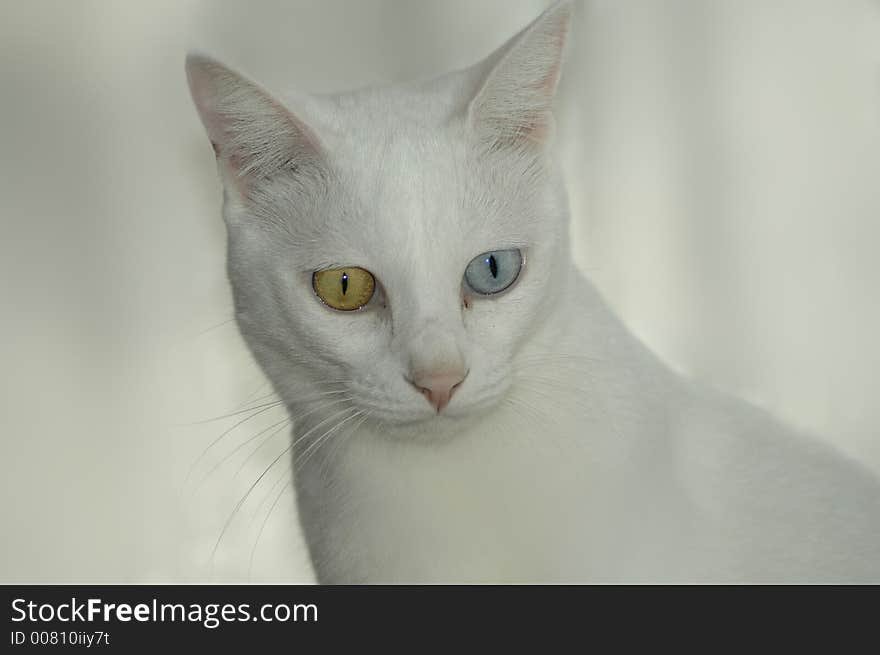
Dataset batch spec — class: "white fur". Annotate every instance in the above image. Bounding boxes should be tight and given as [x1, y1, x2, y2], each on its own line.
[187, 2, 880, 582]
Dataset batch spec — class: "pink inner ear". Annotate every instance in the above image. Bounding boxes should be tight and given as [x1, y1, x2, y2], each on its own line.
[524, 57, 563, 144]
[187, 59, 232, 147]
[221, 152, 252, 198]
[468, 3, 570, 150]
[189, 75, 251, 196]
[525, 119, 551, 145]
[187, 54, 325, 200]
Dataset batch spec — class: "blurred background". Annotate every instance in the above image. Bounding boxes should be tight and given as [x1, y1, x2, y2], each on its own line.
[1, 0, 878, 583]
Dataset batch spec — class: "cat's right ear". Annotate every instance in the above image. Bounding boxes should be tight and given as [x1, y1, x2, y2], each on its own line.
[185, 53, 323, 198]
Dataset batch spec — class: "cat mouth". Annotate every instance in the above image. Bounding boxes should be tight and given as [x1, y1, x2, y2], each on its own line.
[362, 388, 507, 429]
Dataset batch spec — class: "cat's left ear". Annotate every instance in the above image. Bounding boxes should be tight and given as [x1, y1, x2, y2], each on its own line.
[467, 1, 571, 150]
[186, 53, 323, 197]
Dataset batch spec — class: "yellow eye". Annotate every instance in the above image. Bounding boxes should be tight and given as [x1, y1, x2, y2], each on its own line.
[312, 267, 375, 311]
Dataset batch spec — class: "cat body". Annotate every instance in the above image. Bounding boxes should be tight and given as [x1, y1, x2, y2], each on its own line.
[187, 3, 880, 583]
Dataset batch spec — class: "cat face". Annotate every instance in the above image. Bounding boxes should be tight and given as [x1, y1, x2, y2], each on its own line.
[188, 3, 571, 431]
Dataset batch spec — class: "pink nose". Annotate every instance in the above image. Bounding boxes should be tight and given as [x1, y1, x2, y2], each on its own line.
[411, 370, 467, 413]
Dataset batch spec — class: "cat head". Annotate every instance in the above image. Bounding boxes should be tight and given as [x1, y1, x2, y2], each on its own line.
[187, 2, 572, 433]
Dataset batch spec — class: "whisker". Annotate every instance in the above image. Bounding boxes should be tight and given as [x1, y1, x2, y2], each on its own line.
[247, 409, 372, 579]
[182, 401, 286, 492]
[209, 440, 295, 569]
[317, 410, 372, 478]
[295, 410, 364, 475]
[232, 396, 353, 479]
[289, 405, 359, 453]
[513, 378, 576, 408]
[247, 469, 293, 580]
[185, 399, 286, 426]
[193, 415, 291, 493]
[512, 362, 626, 449]
[191, 317, 236, 339]
[503, 395, 548, 429]
[232, 422, 291, 481]
[502, 396, 567, 457]
[233, 384, 275, 410]
[210, 405, 360, 570]
[246, 462, 293, 534]
[514, 352, 607, 368]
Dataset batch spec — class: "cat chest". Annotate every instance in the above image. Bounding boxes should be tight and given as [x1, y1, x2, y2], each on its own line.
[306, 432, 610, 582]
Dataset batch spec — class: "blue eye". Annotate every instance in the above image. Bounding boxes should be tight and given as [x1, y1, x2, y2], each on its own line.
[463, 249, 523, 295]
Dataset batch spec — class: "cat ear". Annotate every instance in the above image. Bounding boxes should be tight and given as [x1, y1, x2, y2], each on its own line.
[467, 1, 571, 150]
[185, 53, 323, 196]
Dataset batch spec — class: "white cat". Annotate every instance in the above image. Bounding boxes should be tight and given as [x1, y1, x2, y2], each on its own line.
[186, 2, 880, 582]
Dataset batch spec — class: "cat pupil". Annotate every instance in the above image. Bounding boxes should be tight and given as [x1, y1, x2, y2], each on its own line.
[488, 255, 498, 278]
[341, 272, 348, 295]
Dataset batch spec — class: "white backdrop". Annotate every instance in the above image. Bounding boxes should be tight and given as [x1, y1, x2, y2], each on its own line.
[1, 0, 878, 582]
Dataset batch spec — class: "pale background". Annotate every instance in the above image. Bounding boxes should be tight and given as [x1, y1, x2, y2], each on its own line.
[1, 0, 878, 582]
